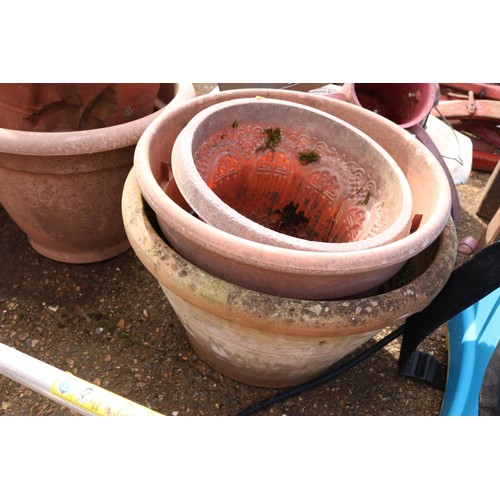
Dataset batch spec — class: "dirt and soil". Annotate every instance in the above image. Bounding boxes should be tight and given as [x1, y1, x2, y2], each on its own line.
[0, 84, 492, 416]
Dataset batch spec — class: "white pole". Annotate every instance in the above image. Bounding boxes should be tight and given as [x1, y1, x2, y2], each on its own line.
[0, 342, 163, 416]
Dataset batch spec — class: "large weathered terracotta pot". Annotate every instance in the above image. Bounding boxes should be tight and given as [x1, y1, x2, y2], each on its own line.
[134, 89, 452, 300]
[0, 83, 161, 131]
[172, 97, 413, 252]
[0, 83, 195, 263]
[122, 169, 457, 388]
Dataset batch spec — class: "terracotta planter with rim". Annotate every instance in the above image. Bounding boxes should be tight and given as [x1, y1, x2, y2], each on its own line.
[122, 169, 457, 388]
[0, 83, 195, 264]
[172, 97, 413, 251]
[134, 89, 452, 300]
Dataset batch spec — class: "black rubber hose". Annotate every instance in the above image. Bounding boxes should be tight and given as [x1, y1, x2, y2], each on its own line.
[237, 324, 405, 416]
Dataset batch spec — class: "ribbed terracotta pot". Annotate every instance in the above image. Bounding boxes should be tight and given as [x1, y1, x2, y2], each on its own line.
[172, 97, 413, 252]
[122, 169, 457, 388]
[0, 83, 195, 263]
[134, 89, 452, 300]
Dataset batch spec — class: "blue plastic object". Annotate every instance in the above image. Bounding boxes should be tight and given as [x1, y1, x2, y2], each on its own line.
[441, 287, 500, 416]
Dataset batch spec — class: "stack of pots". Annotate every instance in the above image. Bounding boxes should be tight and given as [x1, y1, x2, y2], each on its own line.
[125, 88, 457, 388]
[171, 99, 414, 253]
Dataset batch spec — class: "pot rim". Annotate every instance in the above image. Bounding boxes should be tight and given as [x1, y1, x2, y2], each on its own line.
[123, 169, 457, 337]
[172, 96, 414, 252]
[134, 89, 452, 274]
[0, 83, 194, 156]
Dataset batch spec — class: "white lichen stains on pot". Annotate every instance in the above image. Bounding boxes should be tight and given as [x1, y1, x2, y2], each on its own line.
[306, 304, 323, 316]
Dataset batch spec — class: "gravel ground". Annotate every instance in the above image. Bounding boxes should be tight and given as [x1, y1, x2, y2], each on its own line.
[0, 84, 491, 416]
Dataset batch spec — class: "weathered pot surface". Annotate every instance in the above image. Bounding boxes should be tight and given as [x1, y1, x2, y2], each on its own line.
[0, 83, 195, 263]
[122, 169, 457, 388]
[0, 83, 162, 131]
[134, 89, 452, 300]
[172, 97, 413, 252]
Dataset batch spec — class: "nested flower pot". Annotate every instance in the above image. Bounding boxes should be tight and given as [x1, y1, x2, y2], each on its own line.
[0, 83, 195, 263]
[122, 169, 457, 388]
[171, 97, 413, 252]
[134, 89, 453, 300]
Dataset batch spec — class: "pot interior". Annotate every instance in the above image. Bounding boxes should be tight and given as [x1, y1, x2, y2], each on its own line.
[190, 100, 406, 244]
[351, 83, 436, 127]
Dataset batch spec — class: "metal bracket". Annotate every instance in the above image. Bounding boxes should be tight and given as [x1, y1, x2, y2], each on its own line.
[467, 90, 477, 114]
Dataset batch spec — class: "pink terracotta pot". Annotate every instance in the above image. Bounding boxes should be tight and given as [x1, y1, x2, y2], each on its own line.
[122, 169, 457, 388]
[341, 83, 462, 225]
[134, 89, 452, 300]
[0, 83, 161, 131]
[0, 83, 195, 263]
[341, 83, 439, 129]
[171, 97, 413, 251]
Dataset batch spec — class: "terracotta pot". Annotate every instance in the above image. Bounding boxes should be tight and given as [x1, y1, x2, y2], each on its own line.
[0, 83, 161, 131]
[156, 83, 184, 109]
[134, 89, 452, 300]
[172, 97, 413, 252]
[122, 169, 457, 388]
[340, 83, 462, 225]
[0, 83, 195, 263]
[341, 83, 440, 129]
